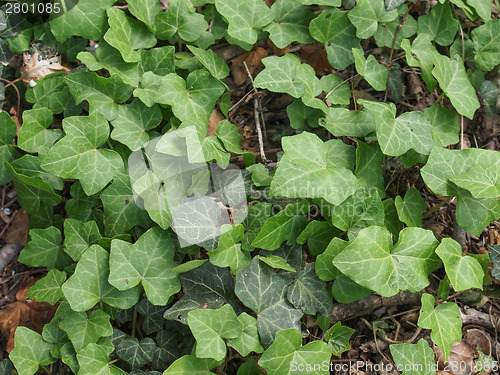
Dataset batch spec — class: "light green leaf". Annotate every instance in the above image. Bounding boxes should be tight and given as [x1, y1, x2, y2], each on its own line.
[25, 75, 81, 116]
[265, 0, 315, 49]
[417, 293, 462, 360]
[235, 257, 302, 348]
[424, 103, 459, 147]
[26, 269, 66, 305]
[62, 245, 139, 311]
[247, 164, 272, 187]
[187, 45, 230, 80]
[188, 304, 243, 361]
[352, 48, 388, 91]
[49, 0, 116, 42]
[18, 108, 61, 155]
[348, 0, 398, 39]
[77, 343, 126, 375]
[66, 71, 133, 121]
[315, 238, 349, 281]
[395, 188, 426, 227]
[297, 0, 341, 4]
[390, 339, 435, 375]
[432, 54, 480, 119]
[59, 310, 112, 352]
[287, 263, 333, 316]
[109, 227, 180, 306]
[215, 0, 273, 45]
[41, 113, 123, 195]
[359, 100, 434, 156]
[355, 141, 385, 197]
[287, 99, 324, 129]
[374, 5, 417, 49]
[401, 34, 438, 91]
[436, 238, 484, 291]
[321, 74, 351, 105]
[320, 107, 375, 137]
[324, 322, 355, 356]
[0, 111, 20, 184]
[472, 20, 500, 71]
[164, 354, 221, 374]
[18, 227, 72, 269]
[270, 132, 357, 205]
[116, 338, 156, 370]
[209, 224, 250, 275]
[133, 72, 162, 107]
[227, 313, 264, 356]
[254, 54, 304, 98]
[451, 164, 500, 199]
[309, 8, 361, 70]
[9, 327, 55, 375]
[215, 120, 243, 154]
[104, 8, 156, 63]
[417, 1, 458, 46]
[259, 328, 331, 375]
[260, 255, 296, 273]
[63, 218, 101, 261]
[252, 201, 309, 250]
[127, 0, 161, 31]
[156, 70, 225, 123]
[334, 226, 440, 297]
[456, 190, 500, 237]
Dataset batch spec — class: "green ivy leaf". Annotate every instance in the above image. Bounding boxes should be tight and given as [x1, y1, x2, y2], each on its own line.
[18, 227, 72, 269]
[359, 100, 434, 156]
[62, 244, 140, 312]
[287, 263, 333, 316]
[432, 54, 479, 120]
[315, 238, 349, 281]
[260, 255, 296, 273]
[0, 111, 20, 184]
[139, 46, 175, 76]
[9, 327, 55, 375]
[109, 227, 181, 306]
[66, 72, 133, 121]
[456, 190, 500, 237]
[242, 202, 272, 252]
[489, 245, 500, 280]
[188, 304, 243, 361]
[18, 108, 61, 155]
[215, 0, 273, 45]
[215, 120, 243, 154]
[137, 298, 166, 335]
[417, 293, 462, 360]
[25, 75, 80, 116]
[334, 226, 440, 297]
[254, 54, 304, 98]
[116, 338, 156, 370]
[324, 322, 355, 356]
[77, 343, 126, 375]
[450, 164, 500, 199]
[320, 108, 375, 137]
[63, 218, 102, 261]
[127, 0, 161, 31]
[209, 224, 250, 275]
[59, 310, 112, 352]
[435, 238, 484, 291]
[296, 221, 339, 256]
[348, 0, 398, 39]
[259, 328, 331, 374]
[235, 257, 302, 348]
[472, 20, 500, 71]
[41, 113, 123, 195]
[423, 103, 459, 148]
[417, 1, 458, 46]
[227, 314, 264, 357]
[26, 269, 66, 305]
[480, 80, 499, 117]
[374, 5, 417, 49]
[49, 0, 116, 42]
[401, 34, 438, 92]
[133, 72, 162, 107]
[187, 45, 230, 80]
[331, 275, 372, 304]
[352, 48, 388, 91]
[395, 188, 426, 227]
[390, 339, 435, 375]
[163, 354, 221, 374]
[355, 141, 385, 197]
[270, 132, 357, 205]
[153, 329, 180, 368]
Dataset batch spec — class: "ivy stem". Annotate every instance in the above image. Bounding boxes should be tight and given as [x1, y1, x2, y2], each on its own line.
[324, 74, 359, 103]
[40, 365, 51, 375]
[131, 304, 138, 338]
[0, 78, 21, 121]
[422, 196, 454, 219]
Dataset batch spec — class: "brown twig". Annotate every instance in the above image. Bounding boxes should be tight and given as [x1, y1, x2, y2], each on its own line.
[0, 78, 21, 121]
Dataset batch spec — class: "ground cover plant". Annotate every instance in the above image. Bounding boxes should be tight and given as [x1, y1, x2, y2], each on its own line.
[0, 0, 499, 374]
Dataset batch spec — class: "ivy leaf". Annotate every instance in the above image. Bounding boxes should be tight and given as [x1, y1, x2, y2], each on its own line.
[242, 202, 272, 252]
[456, 190, 500, 237]
[137, 298, 166, 335]
[109, 227, 181, 306]
[395, 188, 426, 227]
[164, 263, 235, 324]
[227, 313, 264, 356]
[155, 0, 208, 43]
[417, 1, 458, 46]
[187, 45, 229, 80]
[315, 238, 349, 281]
[215, 0, 273, 45]
[133, 72, 162, 107]
[139, 46, 175, 76]
[435, 238, 484, 291]
[260, 255, 296, 273]
[472, 20, 500, 71]
[321, 74, 351, 106]
[423, 103, 459, 148]
[287, 263, 333, 316]
[270, 132, 357, 205]
[385, 0, 406, 11]
[66, 71, 133, 121]
[209, 224, 250, 275]
[355, 141, 385, 197]
[163, 355, 221, 375]
[296, 221, 339, 256]
[352, 48, 388, 91]
[153, 329, 180, 368]
[18, 227, 72, 269]
[432, 54, 479, 120]
[156, 70, 225, 123]
[127, 0, 161, 31]
[450, 164, 500, 199]
[116, 338, 156, 370]
[320, 108, 375, 137]
[215, 120, 244, 154]
[26, 269, 66, 305]
[334, 226, 440, 297]
[77, 343, 126, 375]
[348, 0, 398, 39]
[374, 5, 417, 49]
[59, 310, 112, 352]
[489, 245, 500, 281]
[401, 34, 438, 92]
[235, 257, 302, 348]
[9, 327, 55, 375]
[18, 108, 61, 155]
[359, 100, 434, 156]
[417, 293, 462, 360]
[331, 275, 372, 304]
[390, 339, 435, 375]
[324, 322, 355, 356]
[0, 111, 20, 184]
[309, 8, 361, 71]
[258, 328, 331, 374]
[41, 113, 123, 195]
[49, 0, 116, 42]
[62, 244, 140, 312]
[254, 54, 304, 98]
[63, 218, 102, 261]
[188, 304, 243, 361]
[264, 0, 315, 49]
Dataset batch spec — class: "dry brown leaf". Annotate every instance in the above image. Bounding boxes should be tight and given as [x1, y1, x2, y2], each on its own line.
[267, 38, 290, 56]
[207, 109, 225, 136]
[299, 44, 332, 74]
[434, 341, 475, 375]
[21, 51, 70, 84]
[464, 328, 491, 356]
[5, 209, 29, 245]
[231, 47, 268, 86]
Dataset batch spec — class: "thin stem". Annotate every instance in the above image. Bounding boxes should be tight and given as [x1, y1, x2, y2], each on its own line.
[422, 196, 454, 219]
[254, 99, 267, 163]
[325, 74, 359, 102]
[131, 304, 138, 338]
[0, 78, 21, 121]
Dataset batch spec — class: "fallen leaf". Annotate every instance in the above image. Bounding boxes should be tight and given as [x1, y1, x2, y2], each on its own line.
[299, 44, 331, 74]
[21, 51, 70, 84]
[207, 109, 225, 136]
[464, 328, 491, 356]
[267, 38, 290, 56]
[5, 209, 29, 246]
[434, 341, 475, 375]
[231, 47, 268, 86]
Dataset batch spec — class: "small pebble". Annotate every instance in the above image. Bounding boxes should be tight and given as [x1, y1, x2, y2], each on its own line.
[29, 80, 37, 87]
[2, 208, 11, 215]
